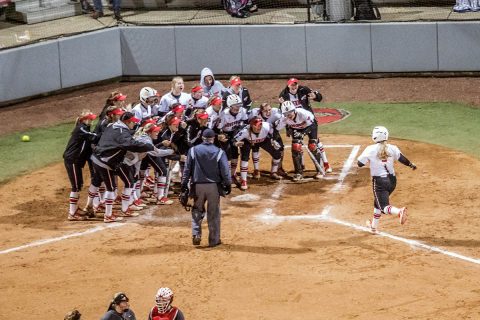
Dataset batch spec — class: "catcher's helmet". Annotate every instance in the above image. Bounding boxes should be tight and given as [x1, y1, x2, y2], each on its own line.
[139, 87, 156, 104]
[280, 101, 295, 114]
[372, 126, 389, 143]
[226, 94, 242, 108]
[155, 287, 174, 314]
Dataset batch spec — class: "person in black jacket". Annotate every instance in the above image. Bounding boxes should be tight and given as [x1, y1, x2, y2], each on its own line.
[186, 111, 209, 147]
[63, 110, 98, 221]
[278, 78, 322, 115]
[221, 76, 253, 112]
[91, 112, 154, 223]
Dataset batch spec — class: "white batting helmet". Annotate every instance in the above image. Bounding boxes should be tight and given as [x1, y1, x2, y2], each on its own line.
[139, 87, 156, 104]
[226, 94, 242, 108]
[280, 101, 295, 114]
[372, 126, 389, 143]
[155, 287, 174, 314]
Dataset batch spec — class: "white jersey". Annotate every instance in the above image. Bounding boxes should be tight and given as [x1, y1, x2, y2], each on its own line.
[218, 108, 248, 133]
[206, 106, 222, 129]
[357, 143, 402, 177]
[288, 92, 303, 108]
[158, 92, 190, 114]
[249, 107, 282, 125]
[234, 122, 272, 144]
[131, 103, 152, 120]
[187, 94, 208, 110]
[276, 108, 315, 130]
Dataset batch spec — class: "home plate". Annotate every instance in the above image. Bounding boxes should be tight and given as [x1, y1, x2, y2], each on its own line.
[230, 194, 261, 202]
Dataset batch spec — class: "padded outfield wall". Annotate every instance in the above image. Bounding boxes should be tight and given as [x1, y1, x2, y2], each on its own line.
[1, 22, 480, 104]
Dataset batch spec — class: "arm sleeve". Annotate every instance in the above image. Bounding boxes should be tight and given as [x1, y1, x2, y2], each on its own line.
[181, 149, 193, 187]
[357, 160, 366, 167]
[398, 153, 413, 167]
[79, 126, 97, 141]
[234, 129, 248, 142]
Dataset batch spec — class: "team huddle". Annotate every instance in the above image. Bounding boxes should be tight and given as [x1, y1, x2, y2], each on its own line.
[62, 67, 333, 223]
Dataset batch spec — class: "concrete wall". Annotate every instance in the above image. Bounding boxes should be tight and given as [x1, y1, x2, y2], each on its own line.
[2, 22, 480, 104]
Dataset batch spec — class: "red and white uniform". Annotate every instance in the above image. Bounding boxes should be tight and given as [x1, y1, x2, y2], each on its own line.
[186, 93, 208, 110]
[249, 107, 282, 125]
[276, 108, 315, 130]
[217, 107, 248, 133]
[131, 103, 152, 120]
[158, 92, 190, 114]
[206, 106, 222, 130]
[234, 121, 273, 144]
[148, 306, 184, 320]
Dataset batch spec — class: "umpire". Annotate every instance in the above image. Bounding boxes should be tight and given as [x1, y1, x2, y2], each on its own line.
[181, 129, 231, 247]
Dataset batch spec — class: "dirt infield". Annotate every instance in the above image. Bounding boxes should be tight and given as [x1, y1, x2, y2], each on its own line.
[1, 78, 480, 319]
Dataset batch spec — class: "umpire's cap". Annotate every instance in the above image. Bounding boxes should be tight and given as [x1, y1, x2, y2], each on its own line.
[202, 129, 215, 138]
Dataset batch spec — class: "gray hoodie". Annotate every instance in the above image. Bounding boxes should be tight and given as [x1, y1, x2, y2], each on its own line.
[200, 67, 225, 98]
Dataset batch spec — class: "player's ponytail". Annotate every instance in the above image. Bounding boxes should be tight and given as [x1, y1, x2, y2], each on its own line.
[377, 141, 390, 161]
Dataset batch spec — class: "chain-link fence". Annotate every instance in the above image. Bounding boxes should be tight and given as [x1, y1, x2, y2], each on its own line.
[0, 0, 478, 50]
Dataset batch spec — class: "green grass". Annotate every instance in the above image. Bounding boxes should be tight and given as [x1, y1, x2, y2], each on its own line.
[316, 102, 480, 158]
[0, 102, 479, 184]
[0, 123, 73, 183]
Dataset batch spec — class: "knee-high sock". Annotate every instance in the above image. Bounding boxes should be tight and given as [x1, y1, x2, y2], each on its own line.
[318, 141, 329, 163]
[98, 184, 106, 203]
[383, 205, 401, 215]
[372, 208, 381, 229]
[240, 161, 249, 182]
[134, 181, 141, 199]
[131, 187, 138, 203]
[252, 151, 260, 171]
[86, 185, 98, 207]
[271, 158, 280, 173]
[122, 188, 132, 212]
[157, 176, 167, 199]
[153, 172, 159, 194]
[69, 191, 79, 215]
[104, 191, 115, 217]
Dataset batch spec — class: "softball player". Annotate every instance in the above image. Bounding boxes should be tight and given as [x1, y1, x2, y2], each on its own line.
[216, 94, 249, 186]
[357, 126, 417, 233]
[221, 76, 253, 111]
[234, 116, 282, 190]
[158, 77, 190, 117]
[63, 110, 98, 221]
[200, 67, 225, 98]
[132, 87, 156, 121]
[185, 85, 208, 119]
[206, 96, 223, 129]
[278, 77, 322, 115]
[276, 101, 328, 181]
[148, 288, 185, 320]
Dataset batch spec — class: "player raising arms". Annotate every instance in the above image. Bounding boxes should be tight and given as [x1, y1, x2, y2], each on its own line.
[234, 116, 282, 190]
[221, 76, 253, 112]
[276, 101, 330, 181]
[357, 126, 417, 233]
[278, 77, 322, 115]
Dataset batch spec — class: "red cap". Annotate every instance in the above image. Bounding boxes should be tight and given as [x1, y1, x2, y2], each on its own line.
[210, 96, 222, 106]
[230, 77, 242, 86]
[147, 125, 162, 133]
[287, 78, 299, 86]
[109, 108, 125, 116]
[172, 105, 186, 113]
[141, 119, 157, 127]
[196, 112, 209, 120]
[81, 113, 97, 121]
[122, 112, 140, 123]
[168, 117, 181, 126]
[113, 93, 127, 101]
[191, 85, 202, 93]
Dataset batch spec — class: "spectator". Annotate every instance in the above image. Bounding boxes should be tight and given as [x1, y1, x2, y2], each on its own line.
[92, 0, 122, 20]
[148, 287, 185, 320]
[101, 292, 136, 320]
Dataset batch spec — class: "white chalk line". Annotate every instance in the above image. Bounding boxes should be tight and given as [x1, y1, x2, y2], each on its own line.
[0, 144, 357, 256]
[332, 145, 360, 193]
[0, 204, 163, 255]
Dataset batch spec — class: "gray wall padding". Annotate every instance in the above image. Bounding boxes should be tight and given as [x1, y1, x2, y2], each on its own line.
[306, 24, 372, 73]
[241, 25, 307, 74]
[438, 22, 480, 71]
[58, 28, 122, 88]
[0, 41, 61, 103]
[175, 26, 242, 76]
[121, 27, 176, 75]
[3, 22, 480, 104]
[371, 22, 438, 72]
